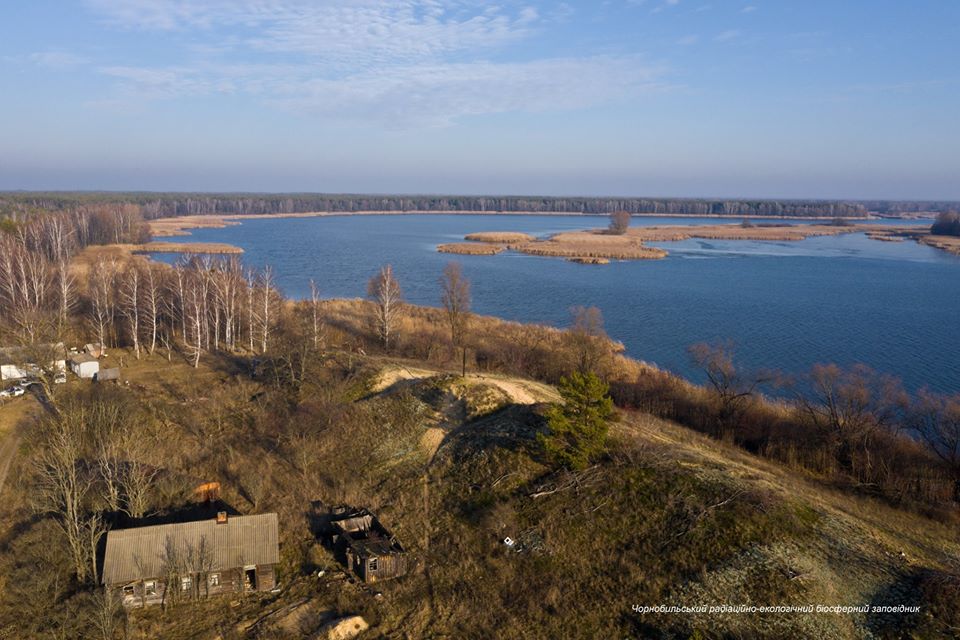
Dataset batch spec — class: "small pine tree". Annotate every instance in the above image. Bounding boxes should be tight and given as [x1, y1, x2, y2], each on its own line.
[539, 371, 615, 470]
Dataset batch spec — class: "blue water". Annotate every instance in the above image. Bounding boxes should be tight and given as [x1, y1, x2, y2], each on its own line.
[153, 215, 960, 393]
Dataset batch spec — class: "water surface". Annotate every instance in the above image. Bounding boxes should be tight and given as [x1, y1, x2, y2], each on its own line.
[154, 215, 960, 393]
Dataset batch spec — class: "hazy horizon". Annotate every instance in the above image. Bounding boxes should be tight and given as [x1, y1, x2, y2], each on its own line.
[2, 1, 959, 199]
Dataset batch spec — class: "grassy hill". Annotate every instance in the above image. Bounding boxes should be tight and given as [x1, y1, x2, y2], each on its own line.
[2, 347, 957, 639]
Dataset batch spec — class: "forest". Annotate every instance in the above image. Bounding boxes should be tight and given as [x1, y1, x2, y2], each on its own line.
[0, 191, 883, 219]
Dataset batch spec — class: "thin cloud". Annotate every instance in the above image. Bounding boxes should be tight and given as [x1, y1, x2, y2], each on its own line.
[740, 5, 756, 13]
[714, 29, 742, 42]
[24, 51, 90, 69]
[677, 35, 699, 46]
[96, 56, 671, 128]
[81, 0, 673, 128]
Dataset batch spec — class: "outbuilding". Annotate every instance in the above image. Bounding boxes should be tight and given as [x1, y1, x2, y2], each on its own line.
[69, 353, 100, 379]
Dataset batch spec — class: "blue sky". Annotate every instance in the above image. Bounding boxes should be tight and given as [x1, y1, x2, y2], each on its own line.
[1, 0, 958, 198]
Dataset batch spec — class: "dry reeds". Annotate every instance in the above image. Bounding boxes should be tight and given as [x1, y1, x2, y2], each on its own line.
[464, 232, 536, 243]
[437, 243, 505, 255]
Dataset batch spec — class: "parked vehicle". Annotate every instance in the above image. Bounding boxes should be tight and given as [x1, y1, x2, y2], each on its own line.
[0, 387, 25, 398]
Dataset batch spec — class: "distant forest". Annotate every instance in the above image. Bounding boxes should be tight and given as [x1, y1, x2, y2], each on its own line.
[2, 191, 958, 220]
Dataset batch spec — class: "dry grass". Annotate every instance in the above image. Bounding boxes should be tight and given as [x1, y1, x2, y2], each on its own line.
[626, 223, 880, 242]
[517, 231, 668, 260]
[437, 243, 505, 255]
[431, 222, 953, 265]
[464, 232, 536, 243]
[148, 215, 241, 237]
[135, 241, 243, 255]
[919, 233, 960, 256]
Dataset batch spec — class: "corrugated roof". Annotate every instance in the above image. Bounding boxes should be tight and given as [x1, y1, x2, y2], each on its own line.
[101, 513, 279, 585]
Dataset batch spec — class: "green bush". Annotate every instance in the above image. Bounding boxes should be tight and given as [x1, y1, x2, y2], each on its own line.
[538, 371, 614, 469]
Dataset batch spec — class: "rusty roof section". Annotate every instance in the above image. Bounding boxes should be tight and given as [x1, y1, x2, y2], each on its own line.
[101, 513, 279, 585]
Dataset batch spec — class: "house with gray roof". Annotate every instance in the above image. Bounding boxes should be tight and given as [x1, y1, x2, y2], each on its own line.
[101, 512, 279, 607]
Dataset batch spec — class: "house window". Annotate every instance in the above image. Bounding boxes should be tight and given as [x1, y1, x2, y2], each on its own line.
[209, 573, 220, 587]
[144, 581, 157, 596]
[181, 576, 192, 591]
[369, 557, 379, 572]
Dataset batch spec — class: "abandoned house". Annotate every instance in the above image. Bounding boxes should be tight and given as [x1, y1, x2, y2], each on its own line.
[327, 507, 408, 583]
[101, 512, 279, 607]
[68, 353, 99, 379]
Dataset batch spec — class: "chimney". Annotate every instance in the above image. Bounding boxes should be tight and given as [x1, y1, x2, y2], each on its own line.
[216, 511, 228, 525]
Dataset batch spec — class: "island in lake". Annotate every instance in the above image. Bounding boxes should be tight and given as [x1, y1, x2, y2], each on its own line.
[438, 222, 960, 263]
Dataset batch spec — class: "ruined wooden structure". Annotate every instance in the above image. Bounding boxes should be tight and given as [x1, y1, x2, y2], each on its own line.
[101, 512, 279, 607]
[324, 507, 408, 583]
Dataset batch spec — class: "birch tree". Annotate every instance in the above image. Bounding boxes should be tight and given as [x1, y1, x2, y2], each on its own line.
[367, 264, 403, 350]
[119, 263, 141, 359]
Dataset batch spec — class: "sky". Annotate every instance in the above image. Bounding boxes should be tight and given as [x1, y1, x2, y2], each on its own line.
[0, 0, 958, 199]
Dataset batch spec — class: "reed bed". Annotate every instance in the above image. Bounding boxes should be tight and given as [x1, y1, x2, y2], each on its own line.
[437, 242, 505, 255]
[464, 231, 536, 243]
[136, 241, 244, 254]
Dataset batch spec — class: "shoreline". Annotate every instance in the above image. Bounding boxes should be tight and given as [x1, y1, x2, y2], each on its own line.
[148, 211, 888, 238]
[145, 213, 957, 261]
[435, 222, 922, 263]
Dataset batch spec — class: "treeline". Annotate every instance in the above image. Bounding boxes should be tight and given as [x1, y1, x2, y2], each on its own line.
[866, 200, 960, 215]
[0, 208, 148, 346]
[0, 191, 872, 218]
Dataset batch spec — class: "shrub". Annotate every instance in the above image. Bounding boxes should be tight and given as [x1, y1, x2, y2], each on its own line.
[931, 211, 960, 237]
[607, 211, 631, 235]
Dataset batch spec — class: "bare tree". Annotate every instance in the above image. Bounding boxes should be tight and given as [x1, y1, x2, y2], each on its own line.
[567, 305, 610, 375]
[142, 262, 162, 355]
[212, 257, 242, 351]
[367, 264, 403, 350]
[121, 432, 160, 519]
[92, 400, 127, 513]
[911, 390, 960, 500]
[184, 271, 205, 368]
[0, 232, 54, 343]
[440, 262, 471, 376]
[689, 341, 776, 438]
[88, 259, 117, 350]
[246, 268, 256, 352]
[258, 266, 277, 353]
[608, 211, 631, 235]
[309, 278, 323, 349]
[33, 409, 98, 582]
[118, 263, 142, 359]
[796, 363, 907, 475]
[91, 588, 124, 640]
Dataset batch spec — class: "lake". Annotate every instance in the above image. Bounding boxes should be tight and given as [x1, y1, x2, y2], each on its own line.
[153, 215, 960, 393]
